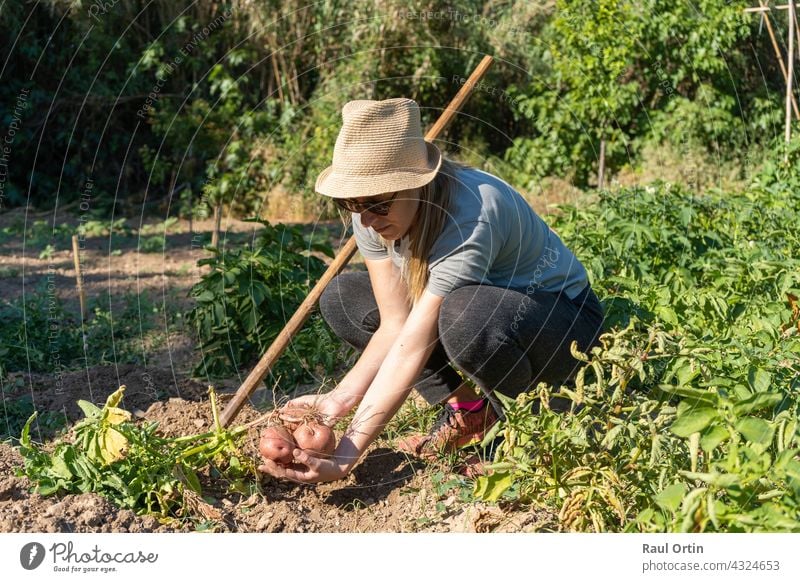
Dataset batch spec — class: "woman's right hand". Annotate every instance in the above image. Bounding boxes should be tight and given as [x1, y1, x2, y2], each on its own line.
[279, 390, 357, 427]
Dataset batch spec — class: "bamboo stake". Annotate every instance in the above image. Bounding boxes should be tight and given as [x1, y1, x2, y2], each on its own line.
[71, 235, 87, 320]
[210, 202, 222, 249]
[745, 3, 800, 12]
[597, 136, 606, 190]
[219, 55, 495, 428]
[756, 0, 800, 119]
[748, 1, 800, 66]
[270, 51, 285, 103]
[787, 0, 797, 159]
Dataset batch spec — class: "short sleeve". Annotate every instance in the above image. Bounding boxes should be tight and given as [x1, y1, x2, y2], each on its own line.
[426, 220, 501, 296]
[351, 213, 389, 260]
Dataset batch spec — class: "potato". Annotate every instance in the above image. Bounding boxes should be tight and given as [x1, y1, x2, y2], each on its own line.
[293, 422, 336, 458]
[279, 404, 316, 431]
[259, 425, 296, 465]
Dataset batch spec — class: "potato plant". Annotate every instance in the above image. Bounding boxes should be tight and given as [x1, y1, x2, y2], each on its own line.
[473, 152, 800, 532]
[17, 387, 257, 521]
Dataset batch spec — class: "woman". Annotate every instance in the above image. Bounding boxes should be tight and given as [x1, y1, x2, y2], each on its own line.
[258, 98, 604, 484]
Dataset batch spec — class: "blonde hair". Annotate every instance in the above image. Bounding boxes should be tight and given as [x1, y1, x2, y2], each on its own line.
[336, 156, 470, 304]
[402, 157, 469, 303]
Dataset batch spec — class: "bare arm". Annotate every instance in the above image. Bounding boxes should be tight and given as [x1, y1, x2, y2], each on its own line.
[329, 256, 412, 408]
[264, 289, 444, 483]
[283, 256, 411, 420]
[336, 290, 443, 470]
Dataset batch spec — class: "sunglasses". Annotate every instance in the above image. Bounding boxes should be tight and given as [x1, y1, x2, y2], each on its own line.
[334, 191, 399, 216]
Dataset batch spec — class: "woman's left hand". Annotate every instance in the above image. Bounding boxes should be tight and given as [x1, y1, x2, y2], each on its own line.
[258, 448, 349, 484]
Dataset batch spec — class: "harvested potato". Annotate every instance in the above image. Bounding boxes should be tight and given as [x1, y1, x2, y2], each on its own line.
[259, 425, 296, 465]
[293, 422, 336, 458]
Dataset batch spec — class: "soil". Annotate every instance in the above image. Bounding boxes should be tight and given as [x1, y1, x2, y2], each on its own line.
[0, 388, 554, 533]
[0, 212, 348, 314]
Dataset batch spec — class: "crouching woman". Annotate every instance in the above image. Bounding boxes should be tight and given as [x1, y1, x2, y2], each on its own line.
[258, 98, 604, 484]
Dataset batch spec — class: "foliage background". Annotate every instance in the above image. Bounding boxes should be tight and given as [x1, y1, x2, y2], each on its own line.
[0, 0, 793, 215]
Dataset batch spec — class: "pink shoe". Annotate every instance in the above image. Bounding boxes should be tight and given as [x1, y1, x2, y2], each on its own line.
[396, 401, 498, 460]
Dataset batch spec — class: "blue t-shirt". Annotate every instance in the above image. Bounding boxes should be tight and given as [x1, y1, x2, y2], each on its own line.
[352, 167, 589, 299]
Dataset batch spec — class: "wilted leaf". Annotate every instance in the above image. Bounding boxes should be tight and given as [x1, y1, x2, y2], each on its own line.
[473, 472, 515, 502]
[104, 386, 126, 410]
[98, 427, 129, 464]
[105, 407, 132, 426]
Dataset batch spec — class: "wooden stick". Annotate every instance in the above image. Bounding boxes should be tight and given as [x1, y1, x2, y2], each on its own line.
[597, 136, 606, 190]
[210, 202, 222, 249]
[220, 55, 495, 427]
[71, 235, 87, 320]
[787, 0, 797, 158]
[745, 3, 800, 13]
[425, 56, 494, 139]
[756, 0, 800, 120]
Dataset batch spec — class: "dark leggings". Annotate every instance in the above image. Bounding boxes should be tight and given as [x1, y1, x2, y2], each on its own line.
[319, 271, 604, 416]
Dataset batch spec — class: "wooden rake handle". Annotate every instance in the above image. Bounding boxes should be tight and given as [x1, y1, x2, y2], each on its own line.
[220, 55, 494, 427]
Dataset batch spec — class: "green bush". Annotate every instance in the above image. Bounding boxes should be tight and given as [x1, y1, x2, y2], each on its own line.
[0, 282, 81, 375]
[1, 0, 786, 211]
[186, 219, 344, 386]
[501, 0, 757, 188]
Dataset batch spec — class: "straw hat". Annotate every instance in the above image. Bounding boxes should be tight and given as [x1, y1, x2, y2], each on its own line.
[315, 98, 442, 199]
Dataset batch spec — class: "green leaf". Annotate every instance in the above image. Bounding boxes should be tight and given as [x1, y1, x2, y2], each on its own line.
[241, 308, 257, 334]
[183, 467, 202, 494]
[676, 363, 698, 386]
[671, 408, 719, 437]
[679, 471, 741, 489]
[195, 290, 216, 302]
[735, 417, 774, 446]
[658, 384, 719, 406]
[20, 412, 37, 447]
[480, 420, 503, 448]
[784, 459, 800, 497]
[748, 368, 772, 392]
[77, 400, 102, 420]
[37, 483, 62, 496]
[654, 482, 686, 513]
[51, 451, 74, 480]
[733, 392, 783, 416]
[656, 305, 679, 326]
[311, 242, 335, 258]
[699, 424, 729, 453]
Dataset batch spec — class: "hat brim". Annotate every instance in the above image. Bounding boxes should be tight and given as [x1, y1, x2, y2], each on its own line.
[315, 141, 442, 199]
